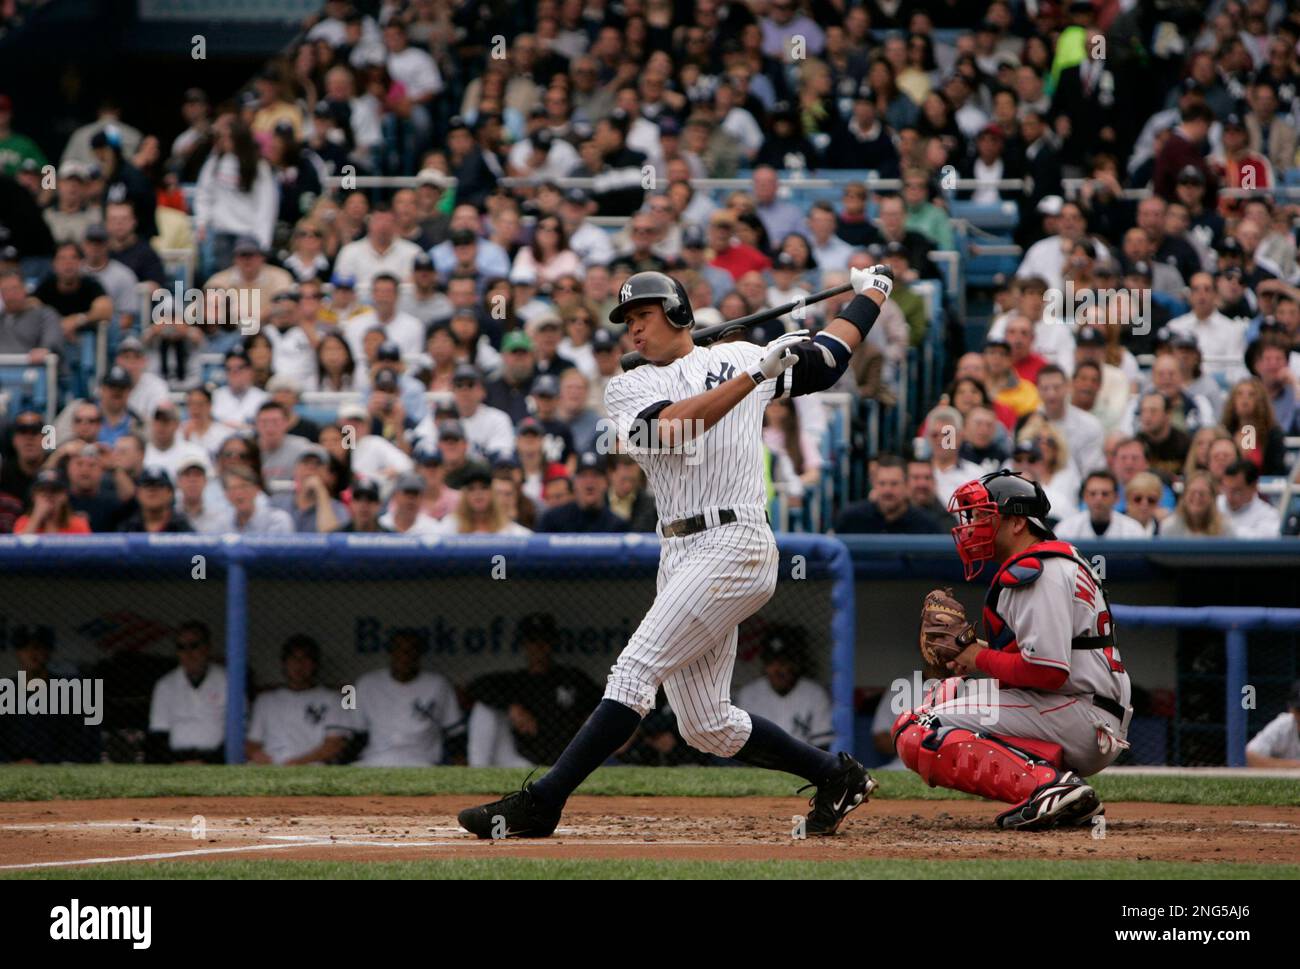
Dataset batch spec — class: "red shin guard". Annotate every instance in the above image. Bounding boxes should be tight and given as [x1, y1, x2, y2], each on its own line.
[893, 715, 1064, 805]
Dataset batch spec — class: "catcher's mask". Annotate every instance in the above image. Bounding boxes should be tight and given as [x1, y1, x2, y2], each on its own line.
[948, 470, 1054, 580]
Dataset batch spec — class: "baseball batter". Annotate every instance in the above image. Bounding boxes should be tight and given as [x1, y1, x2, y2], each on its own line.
[896, 470, 1134, 829]
[460, 267, 894, 838]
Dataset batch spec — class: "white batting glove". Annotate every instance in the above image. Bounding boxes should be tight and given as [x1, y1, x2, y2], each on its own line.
[850, 264, 894, 300]
[750, 328, 810, 384]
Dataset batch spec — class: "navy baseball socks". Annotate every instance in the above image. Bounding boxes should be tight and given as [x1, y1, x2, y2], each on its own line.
[528, 699, 643, 808]
[733, 713, 841, 783]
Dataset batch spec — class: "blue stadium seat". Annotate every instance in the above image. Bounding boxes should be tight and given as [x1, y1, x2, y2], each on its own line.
[949, 199, 1020, 233]
[0, 361, 51, 419]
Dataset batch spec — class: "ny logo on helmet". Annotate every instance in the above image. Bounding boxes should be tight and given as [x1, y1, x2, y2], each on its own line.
[620, 282, 633, 303]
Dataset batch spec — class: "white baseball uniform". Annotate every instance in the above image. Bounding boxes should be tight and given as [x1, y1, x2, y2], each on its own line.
[353, 668, 461, 766]
[148, 664, 227, 752]
[601, 340, 796, 756]
[735, 676, 834, 748]
[247, 686, 353, 765]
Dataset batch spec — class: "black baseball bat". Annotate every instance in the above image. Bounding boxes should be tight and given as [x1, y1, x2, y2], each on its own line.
[618, 281, 855, 371]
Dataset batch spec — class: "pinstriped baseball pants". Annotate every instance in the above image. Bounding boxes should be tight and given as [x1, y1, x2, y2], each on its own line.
[604, 518, 779, 757]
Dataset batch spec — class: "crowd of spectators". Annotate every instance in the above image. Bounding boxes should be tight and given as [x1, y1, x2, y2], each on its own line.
[2, 0, 1300, 541]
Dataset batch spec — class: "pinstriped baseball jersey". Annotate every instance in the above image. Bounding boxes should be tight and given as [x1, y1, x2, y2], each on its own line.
[604, 342, 792, 523]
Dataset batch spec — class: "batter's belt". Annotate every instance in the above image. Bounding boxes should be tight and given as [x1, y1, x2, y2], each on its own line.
[659, 506, 770, 538]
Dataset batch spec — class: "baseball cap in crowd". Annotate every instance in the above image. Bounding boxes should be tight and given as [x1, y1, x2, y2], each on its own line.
[266, 374, 302, 395]
[492, 456, 520, 473]
[351, 478, 382, 501]
[460, 465, 492, 488]
[1036, 195, 1064, 217]
[984, 337, 1011, 352]
[0, 245, 18, 264]
[416, 169, 450, 189]
[1219, 237, 1243, 257]
[1171, 332, 1199, 352]
[137, 466, 174, 490]
[531, 128, 554, 151]
[416, 446, 443, 466]
[682, 224, 707, 249]
[978, 123, 1005, 142]
[372, 369, 399, 393]
[1224, 113, 1245, 130]
[1012, 439, 1043, 462]
[177, 453, 211, 476]
[509, 264, 538, 286]
[412, 252, 434, 272]
[531, 374, 560, 398]
[526, 313, 561, 336]
[517, 612, 560, 645]
[657, 116, 681, 137]
[575, 452, 606, 476]
[501, 330, 533, 353]
[1075, 327, 1105, 347]
[774, 252, 797, 270]
[272, 289, 300, 305]
[117, 335, 145, 356]
[543, 462, 571, 484]
[83, 224, 108, 244]
[32, 468, 67, 492]
[449, 228, 477, 247]
[233, 235, 263, 257]
[563, 187, 589, 206]
[337, 402, 368, 422]
[591, 329, 618, 352]
[883, 240, 910, 262]
[331, 273, 356, 290]
[101, 365, 132, 389]
[516, 416, 543, 436]
[452, 363, 482, 385]
[1176, 165, 1205, 186]
[438, 419, 466, 441]
[394, 471, 425, 494]
[1127, 260, 1153, 281]
[376, 340, 402, 362]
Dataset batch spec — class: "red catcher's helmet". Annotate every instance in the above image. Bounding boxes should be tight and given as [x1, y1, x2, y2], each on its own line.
[948, 470, 1054, 580]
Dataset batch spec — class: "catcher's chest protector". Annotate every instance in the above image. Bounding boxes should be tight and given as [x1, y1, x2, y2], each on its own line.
[981, 541, 1121, 671]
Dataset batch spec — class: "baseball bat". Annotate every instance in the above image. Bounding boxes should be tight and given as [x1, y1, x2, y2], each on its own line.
[618, 281, 855, 371]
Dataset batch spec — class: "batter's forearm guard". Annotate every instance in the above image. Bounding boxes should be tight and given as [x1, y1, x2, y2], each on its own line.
[837, 293, 882, 340]
[787, 332, 853, 397]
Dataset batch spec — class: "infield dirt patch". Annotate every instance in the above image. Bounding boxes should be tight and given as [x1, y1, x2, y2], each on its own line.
[1, 796, 1297, 870]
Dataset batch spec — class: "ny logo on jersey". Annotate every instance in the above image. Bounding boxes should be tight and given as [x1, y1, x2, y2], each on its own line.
[305, 703, 326, 725]
[704, 362, 736, 390]
[412, 698, 439, 723]
[793, 712, 813, 740]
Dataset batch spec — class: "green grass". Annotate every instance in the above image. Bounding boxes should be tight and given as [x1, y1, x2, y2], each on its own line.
[3, 858, 1296, 880]
[0, 765, 1295, 807]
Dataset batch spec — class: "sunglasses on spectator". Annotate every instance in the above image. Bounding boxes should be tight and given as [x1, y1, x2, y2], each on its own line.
[1129, 494, 1160, 504]
[220, 448, 249, 460]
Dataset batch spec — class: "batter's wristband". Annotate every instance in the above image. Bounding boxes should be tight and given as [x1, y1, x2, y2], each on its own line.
[838, 293, 882, 339]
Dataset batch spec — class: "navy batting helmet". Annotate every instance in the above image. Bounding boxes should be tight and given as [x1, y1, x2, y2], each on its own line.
[608, 271, 695, 328]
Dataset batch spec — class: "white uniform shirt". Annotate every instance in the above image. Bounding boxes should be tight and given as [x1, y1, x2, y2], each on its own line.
[128, 372, 172, 422]
[341, 309, 425, 360]
[603, 341, 793, 522]
[247, 686, 351, 764]
[354, 668, 460, 766]
[333, 237, 424, 289]
[735, 676, 833, 747]
[386, 46, 443, 100]
[148, 664, 227, 751]
[349, 435, 414, 492]
[1246, 711, 1300, 761]
[211, 385, 269, 428]
[458, 404, 517, 461]
[1168, 310, 1248, 368]
[1054, 509, 1148, 539]
[144, 439, 211, 482]
[1217, 494, 1279, 538]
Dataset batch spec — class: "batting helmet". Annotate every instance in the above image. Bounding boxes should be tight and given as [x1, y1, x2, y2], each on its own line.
[608, 271, 695, 328]
[948, 470, 1054, 580]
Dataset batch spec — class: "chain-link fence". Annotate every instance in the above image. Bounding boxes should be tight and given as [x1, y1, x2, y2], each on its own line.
[0, 535, 853, 767]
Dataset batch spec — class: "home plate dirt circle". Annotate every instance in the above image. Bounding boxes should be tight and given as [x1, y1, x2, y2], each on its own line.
[1, 797, 1297, 869]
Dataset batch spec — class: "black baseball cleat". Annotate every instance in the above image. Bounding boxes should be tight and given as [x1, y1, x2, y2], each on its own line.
[799, 752, 878, 836]
[458, 785, 563, 840]
[996, 772, 1101, 831]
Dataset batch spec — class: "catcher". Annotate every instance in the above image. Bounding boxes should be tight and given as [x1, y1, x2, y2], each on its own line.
[896, 470, 1133, 830]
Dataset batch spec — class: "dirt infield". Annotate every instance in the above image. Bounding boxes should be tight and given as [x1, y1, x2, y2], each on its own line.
[1, 796, 1297, 871]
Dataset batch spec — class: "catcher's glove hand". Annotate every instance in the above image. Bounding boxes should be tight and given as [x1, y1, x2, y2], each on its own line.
[919, 587, 977, 671]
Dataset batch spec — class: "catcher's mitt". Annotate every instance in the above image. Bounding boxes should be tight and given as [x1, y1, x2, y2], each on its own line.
[919, 588, 977, 672]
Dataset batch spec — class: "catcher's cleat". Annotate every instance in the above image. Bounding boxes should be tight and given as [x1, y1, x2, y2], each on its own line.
[995, 772, 1100, 831]
[799, 752, 878, 836]
[458, 784, 563, 840]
